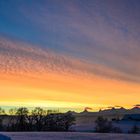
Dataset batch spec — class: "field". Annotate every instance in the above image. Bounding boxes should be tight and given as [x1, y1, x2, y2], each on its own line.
[2, 132, 140, 140]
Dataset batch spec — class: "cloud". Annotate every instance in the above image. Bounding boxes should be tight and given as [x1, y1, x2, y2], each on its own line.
[0, 37, 140, 83]
[0, 1, 140, 83]
[15, 0, 140, 83]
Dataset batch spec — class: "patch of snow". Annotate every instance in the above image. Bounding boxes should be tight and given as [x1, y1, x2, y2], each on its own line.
[1, 132, 140, 140]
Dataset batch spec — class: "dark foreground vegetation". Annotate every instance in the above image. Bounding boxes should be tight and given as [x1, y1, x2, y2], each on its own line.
[95, 116, 122, 133]
[95, 116, 140, 134]
[0, 107, 75, 132]
[0, 107, 139, 134]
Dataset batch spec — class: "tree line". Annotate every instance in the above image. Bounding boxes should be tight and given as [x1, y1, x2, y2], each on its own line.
[0, 107, 75, 132]
[0, 107, 139, 133]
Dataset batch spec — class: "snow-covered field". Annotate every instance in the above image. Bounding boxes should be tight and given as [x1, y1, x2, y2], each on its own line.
[72, 121, 140, 133]
[1, 132, 140, 140]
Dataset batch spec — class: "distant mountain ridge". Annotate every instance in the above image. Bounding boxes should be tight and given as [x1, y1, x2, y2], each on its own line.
[71, 107, 140, 116]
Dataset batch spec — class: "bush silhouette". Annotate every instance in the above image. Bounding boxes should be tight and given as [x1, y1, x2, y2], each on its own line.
[95, 116, 122, 133]
[128, 125, 140, 134]
[95, 116, 113, 133]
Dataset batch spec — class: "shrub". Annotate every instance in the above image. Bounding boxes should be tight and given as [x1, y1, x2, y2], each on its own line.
[95, 116, 122, 133]
[44, 112, 75, 131]
[128, 125, 140, 134]
[112, 126, 122, 133]
[95, 116, 113, 133]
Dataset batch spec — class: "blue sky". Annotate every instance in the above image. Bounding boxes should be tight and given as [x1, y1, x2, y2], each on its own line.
[0, 0, 140, 82]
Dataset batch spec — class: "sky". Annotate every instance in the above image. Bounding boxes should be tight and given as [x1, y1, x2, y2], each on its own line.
[0, 0, 140, 112]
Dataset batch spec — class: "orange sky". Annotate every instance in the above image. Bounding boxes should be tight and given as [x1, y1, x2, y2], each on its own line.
[0, 38, 140, 112]
[0, 68, 140, 111]
[0, 0, 140, 112]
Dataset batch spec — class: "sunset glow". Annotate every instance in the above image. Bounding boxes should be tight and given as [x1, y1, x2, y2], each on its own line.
[0, 0, 140, 111]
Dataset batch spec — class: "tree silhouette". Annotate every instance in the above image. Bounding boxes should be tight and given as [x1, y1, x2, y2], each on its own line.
[0, 107, 75, 131]
[31, 107, 47, 131]
[16, 107, 29, 131]
[129, 125, 140, 134]
[95, 116, 113, 133]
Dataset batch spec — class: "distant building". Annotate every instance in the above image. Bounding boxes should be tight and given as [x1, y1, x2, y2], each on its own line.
[122, 114, 140, 121]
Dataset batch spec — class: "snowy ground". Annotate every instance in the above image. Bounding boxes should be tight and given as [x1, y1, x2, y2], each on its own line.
[72, 121, 140, 133]
[1, 132, 140, 140]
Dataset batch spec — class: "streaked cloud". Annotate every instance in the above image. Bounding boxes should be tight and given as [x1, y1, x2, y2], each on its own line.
[0, 0, 140, 110]
[4, 0, 138, 83]
[0, 37, 140, 83]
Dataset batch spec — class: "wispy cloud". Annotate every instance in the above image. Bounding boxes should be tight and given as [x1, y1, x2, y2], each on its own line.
[0, 1, 140, 84]
[13, 0, 140, 83]
[0, 37, 140, 83]
[0, 1, 140, 109]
